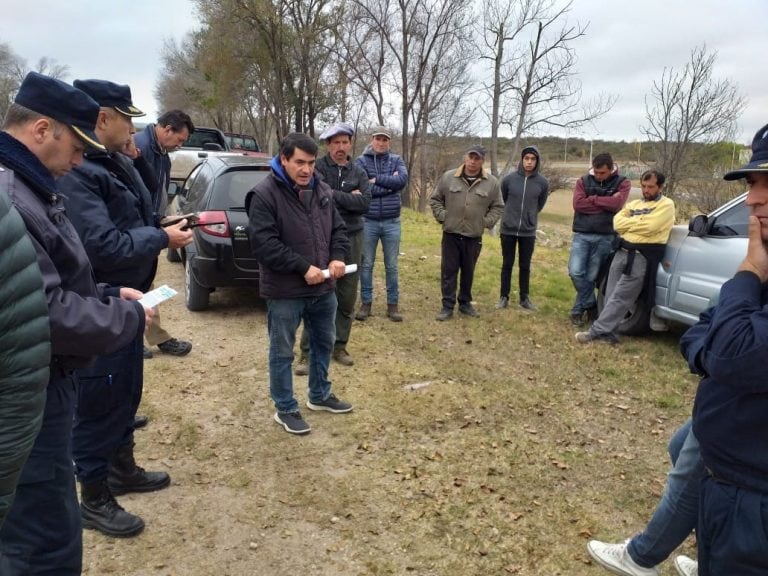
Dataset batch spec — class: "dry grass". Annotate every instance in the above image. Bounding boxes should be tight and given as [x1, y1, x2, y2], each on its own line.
[82, 200, 698, 576]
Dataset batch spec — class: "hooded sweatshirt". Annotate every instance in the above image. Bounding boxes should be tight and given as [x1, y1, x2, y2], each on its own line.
[499, 146, 550, 237]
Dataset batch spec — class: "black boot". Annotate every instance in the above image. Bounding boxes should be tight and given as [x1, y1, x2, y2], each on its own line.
[107, 443, 171, 496]
[80, 479, 144, 538]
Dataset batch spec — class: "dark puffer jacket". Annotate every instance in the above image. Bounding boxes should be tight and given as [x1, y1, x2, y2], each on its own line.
[355, 145, 408, 220]
[0, 183, 50, 528]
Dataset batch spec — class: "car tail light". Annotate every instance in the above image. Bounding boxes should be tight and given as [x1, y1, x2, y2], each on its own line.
[197, 211, 230, 237]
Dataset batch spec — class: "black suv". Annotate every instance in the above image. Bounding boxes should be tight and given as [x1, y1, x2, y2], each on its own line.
[167, 155, 271, 310]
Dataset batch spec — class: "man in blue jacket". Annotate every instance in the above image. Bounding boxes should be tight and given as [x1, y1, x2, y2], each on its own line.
[247, 133, 351, 435]
[59, 80, 193, 538]
[355, 126, 408, 322]
[0, 72, 149, 576]
[684, 122, 768, 575]
[134, 110, 195, 357]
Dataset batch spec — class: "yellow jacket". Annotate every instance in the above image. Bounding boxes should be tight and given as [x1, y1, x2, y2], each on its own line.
[614, 195, 675, 245]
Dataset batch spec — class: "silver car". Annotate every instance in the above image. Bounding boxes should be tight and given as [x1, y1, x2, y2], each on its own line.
[607, 192, 748, 334]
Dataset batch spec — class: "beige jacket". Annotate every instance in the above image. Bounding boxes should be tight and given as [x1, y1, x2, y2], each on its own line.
[429, 166, 504, 238]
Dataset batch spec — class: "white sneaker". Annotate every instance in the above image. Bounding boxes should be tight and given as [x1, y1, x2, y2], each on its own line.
[587, 540, 660, 576]
[674, 555, 698, 576]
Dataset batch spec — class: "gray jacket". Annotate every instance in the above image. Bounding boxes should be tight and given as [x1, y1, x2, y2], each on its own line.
[499, 146, 549, 237]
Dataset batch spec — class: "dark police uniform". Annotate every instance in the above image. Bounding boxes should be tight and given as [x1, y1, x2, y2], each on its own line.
[0, 72, 143, 576]
[60, 148, 168, 486]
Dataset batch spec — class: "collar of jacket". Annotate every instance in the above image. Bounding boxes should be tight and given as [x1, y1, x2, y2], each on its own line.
[453, 165, 488, 179]
[0, 131, 58, 202]
[269, 155, 316, 191]
[145, 123, 167, 156]
[321, 154, 351, 168]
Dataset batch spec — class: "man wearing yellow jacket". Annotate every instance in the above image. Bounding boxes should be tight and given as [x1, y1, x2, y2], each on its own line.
[576, 170, 675, 344]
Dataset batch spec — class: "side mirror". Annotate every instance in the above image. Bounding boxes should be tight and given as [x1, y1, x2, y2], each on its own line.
[167, 181, 180, 199]
[688, 214, 709, 237]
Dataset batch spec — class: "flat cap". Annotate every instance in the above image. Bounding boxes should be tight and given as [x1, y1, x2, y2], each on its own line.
[319, 122, 354, 141]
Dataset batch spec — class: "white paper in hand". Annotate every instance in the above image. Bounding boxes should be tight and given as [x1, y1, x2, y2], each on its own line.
[138, 284, 178, 308]
[321, 264, 358, 279]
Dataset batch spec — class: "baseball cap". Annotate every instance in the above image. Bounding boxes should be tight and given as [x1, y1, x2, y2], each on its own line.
[73, 79, 145, 118]
[724, 123, 768, 180]
[371, 126, 392, 139]
[14, 71, 104, 150]
[319, 122, 354, 141]
[466, 144, 486, 158]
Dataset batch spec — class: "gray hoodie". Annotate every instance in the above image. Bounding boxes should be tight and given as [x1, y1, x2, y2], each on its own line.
[499, 146, 549, 237]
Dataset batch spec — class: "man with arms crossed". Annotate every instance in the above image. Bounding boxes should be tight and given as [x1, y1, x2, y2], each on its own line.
[576, 170, 674, 344]
[295, 122, 370, 372]
[568, 153, 630, 326]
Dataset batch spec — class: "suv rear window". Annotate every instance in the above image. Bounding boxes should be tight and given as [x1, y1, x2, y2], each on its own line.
[210, 169, 270, 210]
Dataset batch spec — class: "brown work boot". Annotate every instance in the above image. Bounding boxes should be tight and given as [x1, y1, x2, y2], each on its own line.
[333, 348, 354, 366]
[387, 304, 403, 322]
[294, 354, 308, 376]
[355, 302, 371, 321]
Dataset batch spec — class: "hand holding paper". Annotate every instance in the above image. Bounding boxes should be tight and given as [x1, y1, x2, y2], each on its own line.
[321, 264, 357, 279]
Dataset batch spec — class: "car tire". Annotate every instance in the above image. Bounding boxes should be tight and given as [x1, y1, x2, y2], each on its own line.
[597, 274, 651, 336]
[185, 257, 210, 311]
[166, 247, 182, 263]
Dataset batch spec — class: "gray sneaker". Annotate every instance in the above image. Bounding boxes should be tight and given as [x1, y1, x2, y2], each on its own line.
[435, 308, 453, 321]
[519, 296, 536, 311]
[306, 393, 352, 413]
[274, 411, 311, 434]
[458, 304, 479, 317]
[495, 297, 509, 309]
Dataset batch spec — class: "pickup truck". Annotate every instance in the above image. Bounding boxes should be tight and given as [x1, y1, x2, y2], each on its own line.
[169, 127, 246, 185]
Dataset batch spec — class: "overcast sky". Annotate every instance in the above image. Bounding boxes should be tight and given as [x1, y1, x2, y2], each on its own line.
[1, 0, 766, 144]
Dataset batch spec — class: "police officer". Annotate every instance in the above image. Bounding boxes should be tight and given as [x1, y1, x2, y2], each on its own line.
[0, 72, 150, 574]
[59, 80, 193, 538]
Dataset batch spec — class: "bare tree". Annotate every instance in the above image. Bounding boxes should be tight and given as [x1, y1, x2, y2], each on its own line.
[0, 41, 23, 120]
[1, 42, 68, 120]
[642, 44, 746, 197]
[477, 0, 540, 175]
[479, 0, 614, 174]
[334, 2, 392, 125]
[350, 0, 471, 208]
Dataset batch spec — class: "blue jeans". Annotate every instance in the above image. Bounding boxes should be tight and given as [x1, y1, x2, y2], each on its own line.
[627, 419, 703, 567]
[568, 232, 615, 314]
[267, 292, 337, 413]
[360, 217, 400, 305]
